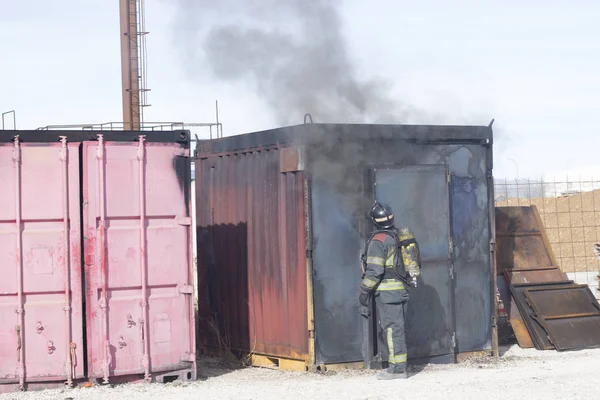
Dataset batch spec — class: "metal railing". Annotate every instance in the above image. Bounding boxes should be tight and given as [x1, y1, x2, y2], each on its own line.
[2, 110, 16, 129]
[36, 121, 224, 139]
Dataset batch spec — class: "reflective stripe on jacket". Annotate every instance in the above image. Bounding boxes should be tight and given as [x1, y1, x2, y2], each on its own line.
[361, 230, 406, 296]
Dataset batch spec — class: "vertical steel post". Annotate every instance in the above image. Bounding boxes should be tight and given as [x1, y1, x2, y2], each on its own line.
[137, 135, 151, 382]
[13, 135, 25, 390]
[186, 147, 197, 378]
[60, 137, 74, 387]
[97, 134, 110, 384]
[304, 178, 316, 370]
[486, 134, 499, 358]
[215, 101, 220, 138]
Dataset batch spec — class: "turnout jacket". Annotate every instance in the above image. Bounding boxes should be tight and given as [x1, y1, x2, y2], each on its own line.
[360, 230, 407, 303]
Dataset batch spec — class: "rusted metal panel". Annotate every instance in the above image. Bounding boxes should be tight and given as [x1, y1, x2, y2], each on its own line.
[196, 149, 309, 360]
[509, 281, 579, 350]
[507, 295, 534, 349]
[280, 146, 305, 173]
[501, 267, 569, 349]
[524, 284, 600, 351]
[0, 140, 84, 388]
[83, 138, 195, 382]
[495, 206, 556, 273]
[497, 276, 531, 348]
[504, 267, 568, 285]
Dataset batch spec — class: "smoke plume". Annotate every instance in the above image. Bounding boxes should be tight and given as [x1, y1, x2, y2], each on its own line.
[173, 0, 416, 125]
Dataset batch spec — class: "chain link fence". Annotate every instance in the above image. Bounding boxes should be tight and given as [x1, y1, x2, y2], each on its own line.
[495, 178, 600, 284]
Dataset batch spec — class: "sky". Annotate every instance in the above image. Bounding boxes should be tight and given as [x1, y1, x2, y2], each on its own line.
[1, 0, 599, 180]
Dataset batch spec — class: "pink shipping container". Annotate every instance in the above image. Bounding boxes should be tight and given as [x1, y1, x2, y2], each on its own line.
[0, 139, 84, 391]
[0, 130, 195, 392]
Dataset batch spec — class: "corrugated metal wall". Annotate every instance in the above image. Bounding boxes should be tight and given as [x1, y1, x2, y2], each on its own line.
[0, 130, 196, 392]
[196, 148, 309, 360]
[83, 141, 196, 381]
[0, 142, 84, 387]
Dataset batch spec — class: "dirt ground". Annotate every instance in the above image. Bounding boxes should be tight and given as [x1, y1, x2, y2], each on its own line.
[3, 345, 600, 400]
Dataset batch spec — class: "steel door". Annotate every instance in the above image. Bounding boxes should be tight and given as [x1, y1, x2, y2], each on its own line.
[83, 138, 195, 381]
[375, 165, 455, 360]
[0, 140, 84, 386]
[311, 180, 363, 364]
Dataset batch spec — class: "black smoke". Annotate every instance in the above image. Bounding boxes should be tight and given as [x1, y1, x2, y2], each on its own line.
[172, 0, 421, 125]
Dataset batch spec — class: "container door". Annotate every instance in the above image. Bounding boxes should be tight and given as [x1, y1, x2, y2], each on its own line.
[375, 165, 455, 361]
[0, 141, 84, 385]
[311, 180, 364, 364]
[83, 139, 195, 381]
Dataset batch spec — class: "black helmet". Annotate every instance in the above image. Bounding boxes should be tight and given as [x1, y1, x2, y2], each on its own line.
[370, 202, 394, 229]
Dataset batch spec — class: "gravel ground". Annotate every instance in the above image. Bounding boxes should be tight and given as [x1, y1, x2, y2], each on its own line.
[2, 345, 600, 400]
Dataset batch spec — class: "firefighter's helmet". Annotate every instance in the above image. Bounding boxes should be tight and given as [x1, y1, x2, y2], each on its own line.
[370, 202, 394, 229]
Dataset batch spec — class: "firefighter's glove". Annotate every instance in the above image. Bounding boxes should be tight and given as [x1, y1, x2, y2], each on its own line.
[359, 291, 371, 307]
[360, 306, 371, 317]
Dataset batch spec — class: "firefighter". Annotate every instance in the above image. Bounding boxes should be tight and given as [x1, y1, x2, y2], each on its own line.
[359, 202, 420, 380]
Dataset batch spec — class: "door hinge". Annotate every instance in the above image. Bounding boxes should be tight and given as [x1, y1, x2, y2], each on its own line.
[306, 249, 313, 259]
[446, 171, 451, 184]
[177, 217, 192, 226]
[449, 265, 455, 280]
[452, 332, 456, 349]
[448, 237, 454, 255]
[178, 284, 194, 295]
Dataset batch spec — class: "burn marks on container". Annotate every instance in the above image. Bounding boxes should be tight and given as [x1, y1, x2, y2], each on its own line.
[172, 155, 191, 216]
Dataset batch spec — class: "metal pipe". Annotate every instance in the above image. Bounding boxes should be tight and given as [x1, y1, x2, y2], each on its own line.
[97, 135, 110, 384]
[60, 137, 74, 387]
[36, 121, 221, 131]
[215, 100, 220, 138]
[2, 110, 16, 129]
[13, 135, 25, 390]
[137, 135, 151, 382]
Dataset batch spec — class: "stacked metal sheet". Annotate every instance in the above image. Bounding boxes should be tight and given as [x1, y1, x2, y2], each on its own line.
[520, 282, 600, 351]
[496, 206, 600, 351]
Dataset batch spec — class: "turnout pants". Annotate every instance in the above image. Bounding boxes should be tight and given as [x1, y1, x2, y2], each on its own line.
[376, 295, 408, 373]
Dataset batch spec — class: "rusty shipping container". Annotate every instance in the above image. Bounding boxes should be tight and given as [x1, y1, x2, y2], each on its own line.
[196, 123, 496, 369]
[0, 130, 196, 391]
